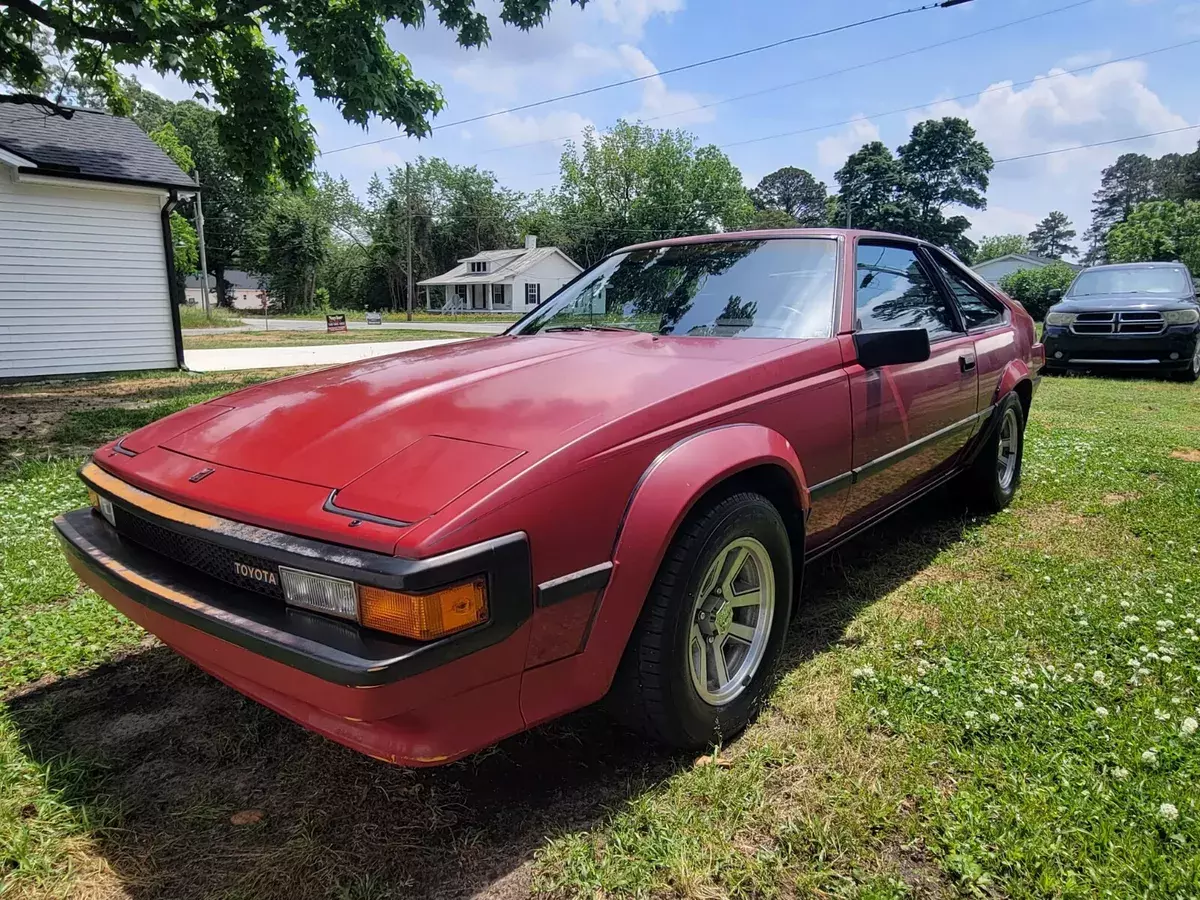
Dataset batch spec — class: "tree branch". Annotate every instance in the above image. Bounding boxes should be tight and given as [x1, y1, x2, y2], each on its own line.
[0, 0, 273, 47]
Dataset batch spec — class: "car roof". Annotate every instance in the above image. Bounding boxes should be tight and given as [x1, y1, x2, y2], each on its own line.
[1080, 262, 1189, 271]
[616, 228, 934, 254]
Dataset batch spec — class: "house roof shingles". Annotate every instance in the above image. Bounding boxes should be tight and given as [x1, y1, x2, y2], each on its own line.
[418, 247, 580, 286]
[0, 103, 197, 190]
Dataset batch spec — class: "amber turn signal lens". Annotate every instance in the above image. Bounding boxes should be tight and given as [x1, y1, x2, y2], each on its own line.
[358, 579, 488, 640]
[87, 489, 100, 508]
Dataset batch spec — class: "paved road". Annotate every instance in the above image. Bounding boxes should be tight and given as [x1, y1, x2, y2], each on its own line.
[182, 318, 508, 337]
[184, 337, 470, 372]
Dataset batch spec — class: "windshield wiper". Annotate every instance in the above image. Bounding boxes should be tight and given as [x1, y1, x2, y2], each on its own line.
[544, 324, 642, 333]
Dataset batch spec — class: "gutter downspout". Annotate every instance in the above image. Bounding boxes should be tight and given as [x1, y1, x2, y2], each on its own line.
[161, 190, 185, 369]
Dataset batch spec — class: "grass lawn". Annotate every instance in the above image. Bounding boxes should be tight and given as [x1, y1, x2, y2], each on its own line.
[1, 372, 1199, 898]
[182, 328, 465, 350]
[242, 309, 522, 324]
[177, 305, 246, 329]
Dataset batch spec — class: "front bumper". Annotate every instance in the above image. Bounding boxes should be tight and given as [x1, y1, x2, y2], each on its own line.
[1043, 324, 1199, 370]
[55, 468, 536, 765]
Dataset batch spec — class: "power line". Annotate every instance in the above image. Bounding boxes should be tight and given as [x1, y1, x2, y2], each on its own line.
[474, 0, 1099, 159]
[322, 0, 978, 157]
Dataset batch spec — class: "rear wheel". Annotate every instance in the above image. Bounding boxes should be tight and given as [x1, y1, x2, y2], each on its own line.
[962, 393, 1025, 513]
[1170, 343, 1200, 383]
[610, 491, 793, 749]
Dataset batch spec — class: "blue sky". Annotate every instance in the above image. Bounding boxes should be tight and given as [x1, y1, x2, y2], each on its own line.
[141, 0, 1200, 253]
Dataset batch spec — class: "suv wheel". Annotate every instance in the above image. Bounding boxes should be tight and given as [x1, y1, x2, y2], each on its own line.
[610, 491, 793, 749]
[1171, 343, 1200, 383]
[963, 393, 1026, 512]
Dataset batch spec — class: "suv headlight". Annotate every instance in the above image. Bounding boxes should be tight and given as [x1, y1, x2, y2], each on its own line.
[1045, 311, 1076, 326]
[1163, 308, 1200, 326]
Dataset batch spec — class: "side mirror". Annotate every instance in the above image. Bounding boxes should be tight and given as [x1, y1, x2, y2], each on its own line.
[1047, 288, 1063, 301]
[853, 328, 931, 369]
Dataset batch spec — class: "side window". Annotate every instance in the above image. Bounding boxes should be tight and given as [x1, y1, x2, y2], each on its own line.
[855, 243, 960, 340]
[929, 251, 1006, 330]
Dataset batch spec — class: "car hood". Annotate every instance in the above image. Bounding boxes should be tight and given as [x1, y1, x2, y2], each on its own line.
[128, 333, 794, 493]
[1052, 293, 1199, 313]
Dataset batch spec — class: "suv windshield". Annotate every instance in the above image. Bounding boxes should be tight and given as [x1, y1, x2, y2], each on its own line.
[514, 238, 838, 338]
[1068, 266, 1191, 296]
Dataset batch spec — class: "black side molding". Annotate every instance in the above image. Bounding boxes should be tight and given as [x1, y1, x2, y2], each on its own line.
[537, 562, 613, 607]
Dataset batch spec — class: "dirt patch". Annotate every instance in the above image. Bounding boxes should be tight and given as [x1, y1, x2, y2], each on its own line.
[1012, 501, 1133, 558]
[1170, 449, 1200, 462]
[1102, 492, 1140, 505]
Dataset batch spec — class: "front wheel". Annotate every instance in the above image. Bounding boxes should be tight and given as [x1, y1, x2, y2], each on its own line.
[609, 491, 793, 749]
[962, 393, 1026, 513]
[1170, 343, 1200, 383]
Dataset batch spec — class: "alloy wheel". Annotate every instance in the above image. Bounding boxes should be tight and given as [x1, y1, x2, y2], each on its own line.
[688, 537, 776, 706]
[997, 407, 1020, 492]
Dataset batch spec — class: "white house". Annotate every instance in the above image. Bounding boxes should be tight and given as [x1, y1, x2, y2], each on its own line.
[972, 253, 1082, 286]
[418, 237, 582, 313]
[185, 269, 267, 310]
[0, 100, 197, 378]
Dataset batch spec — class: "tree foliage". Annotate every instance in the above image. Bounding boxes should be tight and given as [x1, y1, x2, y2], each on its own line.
[148, 122, 198, 285]
[750, 167, 828, 227]
[1028, 211, 1077, 259]
[975, 234, 1030, 263]
[251, 193, 330, 311]
[999, 263, 1078, 321]
[1, 1, 584, 185]
[1107, 200, 1200, 276]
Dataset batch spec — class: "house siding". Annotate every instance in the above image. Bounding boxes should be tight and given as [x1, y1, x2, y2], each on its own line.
[0, 173, 177, 378]
[517, 253, 583, 310]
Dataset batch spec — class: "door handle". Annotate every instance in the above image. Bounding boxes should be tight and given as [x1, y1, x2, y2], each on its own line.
[959, 355, 977, 373]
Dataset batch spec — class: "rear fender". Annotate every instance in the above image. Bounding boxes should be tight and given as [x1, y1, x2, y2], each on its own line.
[993, 359, 1032, 407]
[519, 424, 808, 725]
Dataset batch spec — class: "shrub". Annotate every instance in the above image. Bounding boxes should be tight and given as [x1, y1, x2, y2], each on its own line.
[998, 263, 1078, 321]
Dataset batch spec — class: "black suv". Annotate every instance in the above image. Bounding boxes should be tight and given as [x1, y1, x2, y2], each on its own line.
[1043, 262, 1200, 382]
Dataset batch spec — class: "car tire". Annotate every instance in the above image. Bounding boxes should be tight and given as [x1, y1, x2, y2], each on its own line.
[609, 491, 794, 750]
[963, 393, 1026, 513]
[1170, 345, 1200, 383]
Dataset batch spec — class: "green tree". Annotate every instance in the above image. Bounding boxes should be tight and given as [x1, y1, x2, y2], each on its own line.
[834, 141, 911, 233]
[998, 263, 1079, 320]
[1, 0, 587, 185]
[555, 121, 754, 266]
[1088, 153, 1158, 248]
[1028, 211, 1077, 259]
[748, 207, 802, 230]
[976, 234, 1030, 263]
[1107, 200, 1200, 275]
[148, 123, 199, 287]
[251, 193, 330, 311]
[750, 167, 828, 226]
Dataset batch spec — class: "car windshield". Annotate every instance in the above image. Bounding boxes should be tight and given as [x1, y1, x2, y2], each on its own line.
[1068, 266, 1191, 296]
[514, 238, 838, 338]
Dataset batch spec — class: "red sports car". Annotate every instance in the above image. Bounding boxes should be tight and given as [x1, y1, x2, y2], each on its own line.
[57, 230, 1043, 765]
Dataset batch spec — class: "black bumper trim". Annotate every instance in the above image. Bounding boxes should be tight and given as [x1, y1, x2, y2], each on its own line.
[537, 562, 613, 607]
[55, 508, 532, 686]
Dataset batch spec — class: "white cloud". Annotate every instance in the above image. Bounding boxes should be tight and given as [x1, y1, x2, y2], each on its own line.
[617, 45, 713, 126]
[1177, 3, 1200, 34]
[483, 110, 595, 148]
[595, 0, 684, 38]
[911, 61, 1194, 243]
[816, 115, 880, 172]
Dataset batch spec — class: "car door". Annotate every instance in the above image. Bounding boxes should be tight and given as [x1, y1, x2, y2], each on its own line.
[842, 239, 979, 523]
[923, 247, 1015, 414]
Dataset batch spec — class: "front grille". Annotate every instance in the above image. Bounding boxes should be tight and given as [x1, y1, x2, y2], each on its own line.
[1070, 311, 1166, 336]
[113, 506, 285, 599]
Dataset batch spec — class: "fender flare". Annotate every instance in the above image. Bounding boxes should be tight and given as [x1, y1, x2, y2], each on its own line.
[588, 424, 809, 697]
[993, 359, 1032, 407]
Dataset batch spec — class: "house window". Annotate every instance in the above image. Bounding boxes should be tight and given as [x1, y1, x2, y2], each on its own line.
[525, 283, 541, 305]
[455, 285, 467, 305]
[492, 284, 506, 306]
[470, 261, 488, 273]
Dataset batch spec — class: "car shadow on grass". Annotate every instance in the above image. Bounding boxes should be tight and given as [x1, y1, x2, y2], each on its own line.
[7, 491, 971, 900]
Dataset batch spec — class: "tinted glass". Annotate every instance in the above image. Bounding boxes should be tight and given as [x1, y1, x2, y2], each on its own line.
[929, 253, 1005, 330]
[516, 239, 837, 339]
[855, 243, 960, 340]
[1068, 266, 1192, 296]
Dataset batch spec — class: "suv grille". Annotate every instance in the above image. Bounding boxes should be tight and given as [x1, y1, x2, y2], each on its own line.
[112, 506, 284, 600]
[1070, 311, 1166, 336]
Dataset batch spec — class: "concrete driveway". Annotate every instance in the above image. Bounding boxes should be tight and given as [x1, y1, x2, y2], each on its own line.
[184, 337, 470, 372]
[181, 318, 509, 337]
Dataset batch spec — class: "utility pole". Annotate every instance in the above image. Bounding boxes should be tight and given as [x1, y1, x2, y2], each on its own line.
[845, 198, 852, 230]
[193, 170, 211, 319]
[405, 162, 414, 323]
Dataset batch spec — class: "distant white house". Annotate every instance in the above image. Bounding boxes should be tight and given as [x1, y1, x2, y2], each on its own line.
[972, 253, 1082, 286]
[0, 100, 197, 378]
[418, 236, 582, 313]
[185, 269, 267, 310]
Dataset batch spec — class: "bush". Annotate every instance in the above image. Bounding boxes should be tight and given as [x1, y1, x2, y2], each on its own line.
[998, 263, 1078, 321]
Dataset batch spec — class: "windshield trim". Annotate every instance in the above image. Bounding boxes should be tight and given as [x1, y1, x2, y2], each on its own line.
[507, 234, 844, 339]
